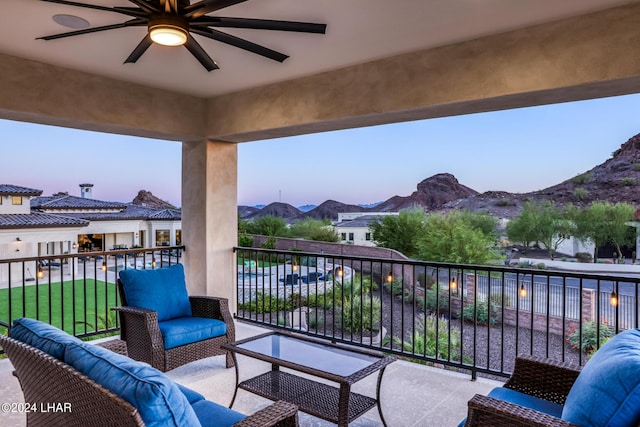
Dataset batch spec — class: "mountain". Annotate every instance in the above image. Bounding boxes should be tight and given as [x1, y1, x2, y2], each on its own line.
[531, 133, 640, 206]
[244, 202, 302, 220]
[131, 190, 177, 209]
[238, 205, 261, 218]
[376, 173, 479, 212]
[297, 204, 317, 212]
[299, 200, 368, 221]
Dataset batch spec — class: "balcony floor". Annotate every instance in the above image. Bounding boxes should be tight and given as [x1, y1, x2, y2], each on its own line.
[0, 322, 502, 426]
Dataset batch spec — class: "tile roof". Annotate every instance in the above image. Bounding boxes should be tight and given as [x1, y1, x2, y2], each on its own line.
[32, 195, 126, 210]
[0, 213, 89, 229]
[0, 184, 43, 197]
[334, 215, 386, 228]
[54, 204, 181, 221]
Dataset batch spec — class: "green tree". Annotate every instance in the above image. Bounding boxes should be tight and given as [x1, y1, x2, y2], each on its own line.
[457, 210, 499, 239]
[245, 215, 288, 237]
[506, 201, 539, 252]
[417, 212, 499, 264]
[289, 218, 338, 241]
[570, 201, 636, 262]
[369, 208, 427, 258]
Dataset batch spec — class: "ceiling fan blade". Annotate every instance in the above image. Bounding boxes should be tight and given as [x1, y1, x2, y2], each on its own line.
[193, 17, 326, 34]
[37, 20, 144, 41]
[124, 35, 153, 64]
[37, 0, 119, 13]
[184, 0, 248, 19]
[191, 27, 288, 62]
[126, 0, 160, 14]
[184, 37, 220, 71]
[113, 7, 149, 18]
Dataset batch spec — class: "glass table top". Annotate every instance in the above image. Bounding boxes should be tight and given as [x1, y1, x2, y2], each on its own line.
[236, 334, 382, 377]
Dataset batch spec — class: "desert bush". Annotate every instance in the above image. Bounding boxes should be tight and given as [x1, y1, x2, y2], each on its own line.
[572, 172, 592, 185]
[425, 283, 453, 315]
[462, 301, 499, 326]
[495, 199, 513, 207]
[566, 321, 614, 356]
[339, 295, 381, 333]
[536, 262, 547, 269]
[621, 177, 637, 186]
[573, 187, 589, 201]
[392, 314, 462, 361]
[575, 252, 593, 263]
[239, 292, 292, 313]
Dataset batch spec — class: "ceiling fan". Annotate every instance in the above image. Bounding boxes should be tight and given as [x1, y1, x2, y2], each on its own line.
[37, 0, 326, 71]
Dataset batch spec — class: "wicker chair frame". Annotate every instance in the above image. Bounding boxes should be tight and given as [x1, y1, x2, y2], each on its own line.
[463, 355, 582, 427]
[114, 279, 236, 372]
[0, 335, 298, 427]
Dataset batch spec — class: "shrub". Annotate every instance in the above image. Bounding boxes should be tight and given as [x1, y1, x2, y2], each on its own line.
[575, 252, 593, 263]
[392, 314, 462, 361]
[566, 321, 614, 355]
[238, 233, 254, 247]
[572, 172, 592, 185]
[339, 295, 381, 333]
[495, 199, 513, 207]
[384, 280, 404, 297]
[621, 177, 637, 186]
[573, 187, 589, 201]
[239, 292, 292, 313]
[490, 292, 512, 307]
[425, 283, 452, 315]
[462, 301, 499, 326]
[634, 163, 640, 171]
[536, 262, 547, 270]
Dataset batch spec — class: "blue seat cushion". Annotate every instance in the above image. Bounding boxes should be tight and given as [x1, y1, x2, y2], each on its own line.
[64, 341, 201, 427]
[177, 384, 205, 405]
[159, 317, 227, 350]
[456, 387, 563, 427]
[562, 328, 640, 427]
[10, 317, 83, 360]
[119, 264, 192, 321]
[191, 400, 246, 427]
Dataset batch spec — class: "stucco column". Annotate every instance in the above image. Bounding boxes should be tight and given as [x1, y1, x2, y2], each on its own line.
[182, 140, 238, 312]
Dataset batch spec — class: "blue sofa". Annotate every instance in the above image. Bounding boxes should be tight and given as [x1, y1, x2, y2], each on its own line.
[461, 328, 640, 427]
[1, 318, 298, 427]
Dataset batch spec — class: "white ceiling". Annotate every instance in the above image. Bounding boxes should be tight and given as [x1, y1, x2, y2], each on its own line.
[1, 0, 637, 97]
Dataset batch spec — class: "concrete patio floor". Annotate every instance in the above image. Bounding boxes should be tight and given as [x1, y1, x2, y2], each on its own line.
[0, 321, 502, 426]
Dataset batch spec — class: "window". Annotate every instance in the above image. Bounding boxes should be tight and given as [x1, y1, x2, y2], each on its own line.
[348, 233, 354, 241]
[155, 230, 170, 246]
[340, 233, 346, 240]
[12, 196, 22, 205]
[0, 196, 3, 205]
[365, 232, 371, 241]
[175, 230, 182, 246]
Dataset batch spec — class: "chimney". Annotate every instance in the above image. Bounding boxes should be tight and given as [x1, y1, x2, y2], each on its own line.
[79, 183, 94, 199]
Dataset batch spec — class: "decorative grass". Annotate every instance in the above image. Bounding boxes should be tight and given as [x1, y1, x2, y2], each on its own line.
[0, 279, 118, 336]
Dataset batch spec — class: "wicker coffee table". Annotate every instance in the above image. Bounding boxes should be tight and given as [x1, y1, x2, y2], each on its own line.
[223, 331, 395, 427]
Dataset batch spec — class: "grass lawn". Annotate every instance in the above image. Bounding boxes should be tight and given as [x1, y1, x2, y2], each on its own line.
[0, 279, 119, 336]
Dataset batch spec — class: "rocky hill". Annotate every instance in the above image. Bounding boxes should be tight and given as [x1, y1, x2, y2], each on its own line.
[132, 190, 177, 209]
[377, 173, 478, 212]
[298, 200, 367, 221]
[243, 202, 302, 220]
[239, 132, 640, 222]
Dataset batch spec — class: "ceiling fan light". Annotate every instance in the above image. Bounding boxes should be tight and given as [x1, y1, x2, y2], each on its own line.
[150, 24, 188, 46]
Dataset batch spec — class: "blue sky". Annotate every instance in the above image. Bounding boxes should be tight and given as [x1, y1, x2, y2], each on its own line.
[3, 93, 640, 208]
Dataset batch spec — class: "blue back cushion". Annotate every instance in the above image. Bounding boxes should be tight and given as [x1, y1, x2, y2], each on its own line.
[119, 264, 192, 321]
[562, 328, 640, 427]
[65, 341, 201, 427]
[10, 317, 83, 360]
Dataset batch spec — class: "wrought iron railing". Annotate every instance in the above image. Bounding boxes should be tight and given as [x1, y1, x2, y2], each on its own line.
[0, 246, 183, 341]
[234, 247, 639, 379]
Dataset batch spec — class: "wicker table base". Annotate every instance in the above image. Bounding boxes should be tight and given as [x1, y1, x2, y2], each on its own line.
[239, 371, 377, 424]
[223, 332, 395, 427]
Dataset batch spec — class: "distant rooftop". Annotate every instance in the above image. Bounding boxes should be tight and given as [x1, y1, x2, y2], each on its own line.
[32, 195, 126, 210]
[334, 214, 387, 228]
[0, 185, 42, 197]
[57, 204, 181, 221]
[0, 213, 89, 229]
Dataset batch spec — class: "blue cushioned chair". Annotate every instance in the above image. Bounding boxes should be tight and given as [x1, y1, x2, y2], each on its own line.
[115, 265, 235, 372]
[460, 328, 640, 427]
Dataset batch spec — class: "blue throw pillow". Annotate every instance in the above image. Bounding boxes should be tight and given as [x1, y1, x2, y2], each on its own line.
[562, 328, 640, 427]
[64, 341, 201, 427]
[119, 264, 192, 321]
[10, 317, 83, 360]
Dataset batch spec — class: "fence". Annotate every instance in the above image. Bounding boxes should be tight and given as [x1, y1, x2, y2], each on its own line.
[235, 247, 640, 378]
